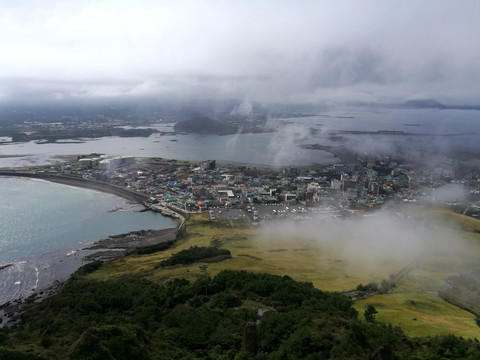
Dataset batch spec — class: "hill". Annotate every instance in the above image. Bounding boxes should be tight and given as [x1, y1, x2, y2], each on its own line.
[400, 99, 480, 111]
[2, 211, 480, 358]
[173, 116, 238, 134]
[401, 99, 447, 109]
[87, 211, 480, 338]
[1, 267, 480, 359]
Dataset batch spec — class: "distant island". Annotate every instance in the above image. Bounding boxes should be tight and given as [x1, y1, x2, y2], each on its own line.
[174, 116, 269, 135]
[402, 99, 447, 109]
[6, 127, 158, 143]
[174, 116, 238, 135]
[401, 99, 480, 110]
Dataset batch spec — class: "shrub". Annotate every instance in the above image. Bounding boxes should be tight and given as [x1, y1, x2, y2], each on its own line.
[159, 246, 231, 267]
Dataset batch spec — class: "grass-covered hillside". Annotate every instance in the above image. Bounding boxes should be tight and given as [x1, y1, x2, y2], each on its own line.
[1, 208, 480, 359]
[89, 211, 480, 339]
[1, 267, 480, 359]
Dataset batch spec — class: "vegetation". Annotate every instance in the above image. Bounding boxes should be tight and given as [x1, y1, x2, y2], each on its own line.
[90, 213, 392, 291]
[158, 246, 231, 267]
[364, 304, 378, 322]
[354, 293, 480, 338]
[10, 127, 157, 143]
[356, 282, 378, 292]
[173, 116, 238, 135]
[134, 240, 176, 255]
[2, 270, 480, 359]
[2, 209, 480, 357]
[86, 212, 480, 338]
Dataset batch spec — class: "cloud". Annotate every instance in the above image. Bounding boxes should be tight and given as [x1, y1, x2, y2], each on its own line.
[1, 1, 480, 103]
[432, 183, 467, 204]
[257, 205, 467, 273]
[230, 101, 253, 117]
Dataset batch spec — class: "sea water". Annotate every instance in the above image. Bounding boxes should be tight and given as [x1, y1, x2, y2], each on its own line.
[0, 177, 178, 264]
[0, 177, 178, 306]
[0, 108, 478, 168]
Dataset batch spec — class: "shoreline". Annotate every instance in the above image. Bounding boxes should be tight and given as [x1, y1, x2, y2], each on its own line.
[0, 171, 187, 225]
[0, 227, 179, 328]
[0, 173, 184, 327]
[0, 172, 150, 205]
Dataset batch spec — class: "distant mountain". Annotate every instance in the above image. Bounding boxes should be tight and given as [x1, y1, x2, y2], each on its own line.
[401, 99, 448, 109]
[174, 116, 238, 134]
[399, 99, 480, 111]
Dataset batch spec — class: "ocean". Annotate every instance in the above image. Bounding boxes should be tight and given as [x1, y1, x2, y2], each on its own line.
[0, 177, 177, 264]
[0, 177, 178, 305]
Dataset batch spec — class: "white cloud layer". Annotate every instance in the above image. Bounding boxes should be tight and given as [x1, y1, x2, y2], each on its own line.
[1, 0, 480, 103]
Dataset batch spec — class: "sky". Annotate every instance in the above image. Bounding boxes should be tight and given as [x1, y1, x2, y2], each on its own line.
[1, 0, 479, 104]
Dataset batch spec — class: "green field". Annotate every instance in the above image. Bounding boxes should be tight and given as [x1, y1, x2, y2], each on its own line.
[89, 208, 480, 338]
[354, 293, 479, 338]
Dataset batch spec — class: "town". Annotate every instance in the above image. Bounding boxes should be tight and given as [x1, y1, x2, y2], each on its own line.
[10, 150, 480, 223]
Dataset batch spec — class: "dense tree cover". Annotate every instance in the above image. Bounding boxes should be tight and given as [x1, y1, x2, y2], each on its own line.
[158, 246, 231, 267]
[0, 270, 479, 359]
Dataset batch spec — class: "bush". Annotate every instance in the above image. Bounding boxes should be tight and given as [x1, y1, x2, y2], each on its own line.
[356, 282, 378, 292]
[158, 246, 231, 267]
[364, 304, 378, 322]
[135, 240, 175, 255]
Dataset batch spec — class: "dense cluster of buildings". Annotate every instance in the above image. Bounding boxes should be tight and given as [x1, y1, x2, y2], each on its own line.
[46, 153, 480, 222]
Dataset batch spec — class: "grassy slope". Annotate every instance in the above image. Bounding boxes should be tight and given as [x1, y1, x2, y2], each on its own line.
[89, 214, 390, 291]
[356, 207, 480, 338]
[89, 210, 480, 338]
[354, 293, 479, 338]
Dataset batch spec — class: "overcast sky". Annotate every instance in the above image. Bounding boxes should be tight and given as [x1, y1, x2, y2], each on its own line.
[1, 0, 479, 104]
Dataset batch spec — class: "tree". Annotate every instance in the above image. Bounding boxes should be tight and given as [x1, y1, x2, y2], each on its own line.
[364, 304, 378, 322]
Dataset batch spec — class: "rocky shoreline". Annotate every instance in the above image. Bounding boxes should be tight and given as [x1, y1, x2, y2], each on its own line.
[0, 227, 179, 328]
[0, 175, 183, 328]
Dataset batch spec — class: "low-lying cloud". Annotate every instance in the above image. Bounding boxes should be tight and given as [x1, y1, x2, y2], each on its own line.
[256, 205, 469, 274]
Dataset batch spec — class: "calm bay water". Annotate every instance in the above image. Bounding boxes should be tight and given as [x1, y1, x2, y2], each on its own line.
[0, 108, 478, 168]
[0, 177, 177, 264]
[0, 177, 177, 306]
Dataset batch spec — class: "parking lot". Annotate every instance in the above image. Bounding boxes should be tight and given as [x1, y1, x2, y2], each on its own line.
[209, 203, 343, 222]
[209, 208, 248, 220]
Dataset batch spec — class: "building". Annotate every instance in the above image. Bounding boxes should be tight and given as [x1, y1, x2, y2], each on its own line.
[201, 160, 216, 171]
